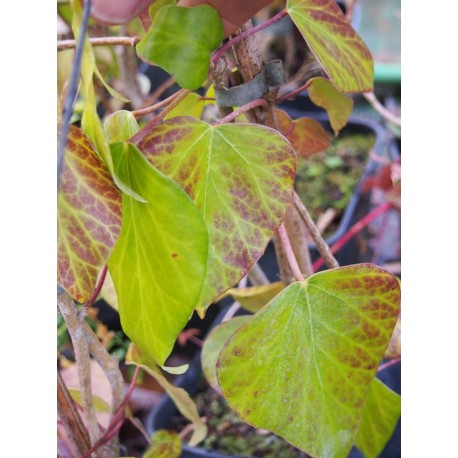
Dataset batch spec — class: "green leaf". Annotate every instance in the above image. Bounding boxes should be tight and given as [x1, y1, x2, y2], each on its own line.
[144, 430, 182, 458]
[68, 389, 111, 413]
[287, 0, 374, 93]
[149, 0, 178, 21]
[107, 143, 208, 366]
[57, 124, 122, 302]
[164, 92, 206, 120]
[137, 118, 296, 314]
[227, 282, 286, 313]
[126, 343, 207, 446]
[275, 108, 331, 157]
[94, 65, 130, 103]
[136, 5, 224, 90]
[308, 77, 353, 135]
[356, 378, 401, 458]
[201, 316, 250, 390]
[104, 110, 139, 143]
[217, 264, 400, 458]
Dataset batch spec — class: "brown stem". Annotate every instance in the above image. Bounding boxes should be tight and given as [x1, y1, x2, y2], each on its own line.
[294, 193, 340, 270]
[84, 321, 124, 457]
[213, 98, 269, 125]
[247, 262, 270, 286]
[57, 291, 102, 456]
[363, 92, 401, 127]
[57, 36, 141, 51]
[57, 370, 91, 455]
[278, 224, 304, 282]
[130, 89, 191, 144]
[141, 76, 177, 108]
[132, 88, 187, 119]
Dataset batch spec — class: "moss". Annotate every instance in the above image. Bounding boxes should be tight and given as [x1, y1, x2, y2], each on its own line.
[295, 132, 375, 238]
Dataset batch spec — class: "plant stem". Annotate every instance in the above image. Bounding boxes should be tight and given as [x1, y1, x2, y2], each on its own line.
[213, 98, 269, 125]
[211, 9, 288, 64]
[278, 224, 305, 282]
[57, 290, 102, 456]
[57, 36, 141, 51]
[312, 202, 392, 271]
[377, 357, 401, 373]
[84, 321, 124, 456]
[84, 265, 107, 310]
[130, 89, 191, 144]
[132, 88, 186, 119]
[294, 193, 339, 270]
[363, 92, 401, 127]
[81, 366, 141, 458]
[57, 0, 92, 188]
[57, 370, 91, 455]
[141, 76, 177, 108]
[247, 262, 270, 286]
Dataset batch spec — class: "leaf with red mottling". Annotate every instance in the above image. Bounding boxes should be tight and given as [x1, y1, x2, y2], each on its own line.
[308, 77, 353, 135]
[107, 142, 208, 366]
[144, 430, 182, 458]
[356, 378, 401, 458]
[275, 109, 331, 157]
[287, 0, 374, 93]
[137, 117, 296, 315]
[57, 124, 122, 303]
[217, 264, 400, 458]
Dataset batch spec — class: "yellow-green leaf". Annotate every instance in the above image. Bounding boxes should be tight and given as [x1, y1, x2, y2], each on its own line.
[287, 0, 374, 93]
[164, 93, 206, 120]
[57, 124, 122, 302]
[104, 110, 140, 143]
[126, 344, 207, 446]
[227, 282, 286, 313]
[68, 388, 111, 413]
[201, 316, 250, 389]
[308, 77, 353, 135]
[217, 264, 400, 458]
[356, 378, 401, 458]
[107, 143, 208, 365]
[144, 430, 182, 458]
[137, 118, 296, 315]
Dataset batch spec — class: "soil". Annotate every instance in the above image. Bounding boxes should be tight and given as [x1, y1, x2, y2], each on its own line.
[169, 373, 312, 458]
[295, 132, 375, 239]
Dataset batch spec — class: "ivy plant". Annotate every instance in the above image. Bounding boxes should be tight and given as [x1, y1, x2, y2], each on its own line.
[57, 0, 401, 457]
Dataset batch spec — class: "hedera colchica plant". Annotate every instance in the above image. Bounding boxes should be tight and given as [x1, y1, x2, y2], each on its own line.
[57, 0, 400, 457]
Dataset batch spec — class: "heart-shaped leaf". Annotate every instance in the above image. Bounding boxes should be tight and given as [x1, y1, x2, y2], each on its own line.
[356, 378, 401, 458]
[307, 77, 353, 135]
[107, 142, 208, 365]
[136, 5, 224, 90]
[287, 0, 374, 93]
[104, 110, 139, 143]
[137, 118, 296, 314]
[126, 343, 207, 446]
[57, 124, 122, 302]
[275, 109, 331, 157]
[201, 316, 250, 390]
[217, 264, 400, 458]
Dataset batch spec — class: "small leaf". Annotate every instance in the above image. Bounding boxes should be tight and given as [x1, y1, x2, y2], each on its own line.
[384, 315, 401, 359]
[104, 110, 139, 143]
[201, 316, 250, 389]
[137, 118, 296, 315]
[94, 65, 130, 103]
[308, 77, 353, 135]
[136, 5, 224, 90]
[57, 125, 122, 302]
[144, 430, 182, 458]
[164, 92, 206, 120]
[162, 364, 189, 375]
[68, 389, 111, 413]
[126, 343, 207, 446]
[217, 264, 400, 458]
[287, 0, 374, 93]
[356, 378, 401, 458]
[228, 282, 286, 313]
[275, 109, 331, 157]
[107, 143, 208, 366]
